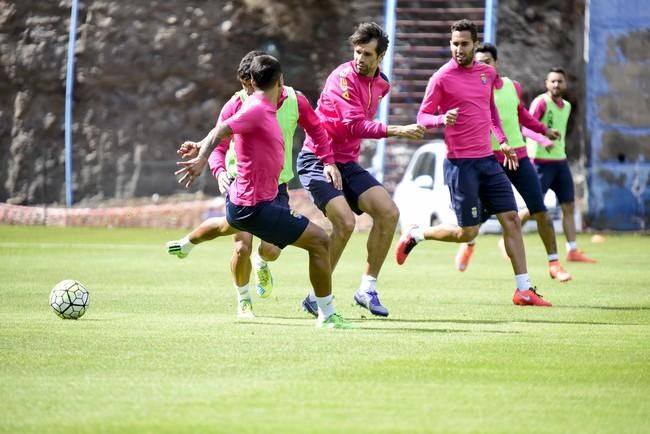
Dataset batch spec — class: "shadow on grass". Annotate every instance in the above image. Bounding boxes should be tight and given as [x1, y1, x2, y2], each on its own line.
[384, 317, 643, 327]
[237, 319, 520, 334]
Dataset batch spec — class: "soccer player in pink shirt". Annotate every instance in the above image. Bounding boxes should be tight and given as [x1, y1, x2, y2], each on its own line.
[395, 20, 552, 307]
[167, 51, 337, 319]
[448, 42, 571, 283]
[297, 22, 425, 318]
[174, 55, 352, 328]
[524, 67, 596, 263]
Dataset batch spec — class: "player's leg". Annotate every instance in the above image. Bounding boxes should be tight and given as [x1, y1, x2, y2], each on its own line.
[355, 183, 399, 317]
[251, 183, 289, 298]
[396, 158, 480, 265]
[552, 161, 595, 263]
[481, 157, 551, 306]
[324, 197, 357, 271]
[231, 232, 255, 318]
[509, 157, 571, 281]
[167, 217, 239, 258]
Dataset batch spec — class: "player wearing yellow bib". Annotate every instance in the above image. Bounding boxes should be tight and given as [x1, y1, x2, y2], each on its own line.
[524, 67, 595, 263]
[453, 43, 572, 283]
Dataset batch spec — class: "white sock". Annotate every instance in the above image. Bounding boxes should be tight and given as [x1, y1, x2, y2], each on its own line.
[235, 284, 251, 301]
[253, 250, 266, 268]
[359, 275, 377, 293]
[411, 226, 425, 242]
[567, 241, 577, 252]
[548, 253, 559, 262]
[308, 288, 317, 302]
[316, 294, 336, 319]
[515, 274, 532, 292]
[179, 236, 195, 254]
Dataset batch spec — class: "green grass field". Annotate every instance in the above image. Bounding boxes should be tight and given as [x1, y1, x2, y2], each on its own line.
[1, 225, 648, 433]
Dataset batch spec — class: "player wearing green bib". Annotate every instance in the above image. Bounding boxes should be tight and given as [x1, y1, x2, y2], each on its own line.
[453, 44, 572, 283]
[524, 67, 595, 263]
[167, 51, 340, 319]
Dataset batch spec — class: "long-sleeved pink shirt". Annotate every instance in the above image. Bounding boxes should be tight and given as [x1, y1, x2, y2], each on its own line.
[417, 59, 506, 159]
[209, 86, 332, 176]
[303, 60, 389, 164]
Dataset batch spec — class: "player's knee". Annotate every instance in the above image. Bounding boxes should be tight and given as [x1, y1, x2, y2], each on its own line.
[381, 203, 400, 226]
[458, 226, 479, 242]
[233, 241, 252, 259]
[561, 202, 574, 214]
[259, 243, 281, 261]
[308, 228, 330, 255]
[332, 213, 356, 237]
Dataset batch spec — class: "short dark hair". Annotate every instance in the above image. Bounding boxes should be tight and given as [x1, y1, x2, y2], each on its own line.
[249, 55, 282, 90]
[237, 50, 267, 81]
[451, 19, 478, 42]
[548, 67, 567, 78]
[349, 22, 389, 56]
[476, 42, 498, 61]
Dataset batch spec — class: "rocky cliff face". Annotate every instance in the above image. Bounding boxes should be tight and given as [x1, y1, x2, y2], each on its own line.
[1, 0, 583, 206]
[0, 0, 382, 205]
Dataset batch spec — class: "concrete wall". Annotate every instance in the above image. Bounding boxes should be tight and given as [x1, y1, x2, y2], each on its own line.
[586, 0, 650, 230]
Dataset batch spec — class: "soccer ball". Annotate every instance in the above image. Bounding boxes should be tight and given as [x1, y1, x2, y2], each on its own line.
[50, 279, 90, 319]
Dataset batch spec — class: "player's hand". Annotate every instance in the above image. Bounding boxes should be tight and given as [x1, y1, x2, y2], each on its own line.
[217, 171, 233, 194]
[175, 155, 208, 188]
[324, 164, 342, 190]
[500, 142, 519, 170]
[399, 124, 426, 139]
[177, 141, 199, 159]
[545, 128, 561, 141]
[444, 108, 459, 126]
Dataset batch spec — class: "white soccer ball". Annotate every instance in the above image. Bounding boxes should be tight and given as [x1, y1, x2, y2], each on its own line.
[50, 279, 90, 320]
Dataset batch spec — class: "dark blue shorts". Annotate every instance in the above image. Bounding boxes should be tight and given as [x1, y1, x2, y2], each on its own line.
[296, 150, 381, 215]
[535, 160, 575, 204]
[444, 156, 517, 227]
[275, 183, 290, 208]
[225, 192, 309, 249]
[503, 157, 547, 215]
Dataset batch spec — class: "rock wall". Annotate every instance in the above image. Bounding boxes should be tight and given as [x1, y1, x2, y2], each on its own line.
[0, 0, 382, 205]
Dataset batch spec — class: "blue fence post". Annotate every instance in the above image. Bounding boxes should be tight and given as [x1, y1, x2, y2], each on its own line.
[64, 0, 79, 207]
[372, 0, 397, 184]
[483, 0, 498, 43]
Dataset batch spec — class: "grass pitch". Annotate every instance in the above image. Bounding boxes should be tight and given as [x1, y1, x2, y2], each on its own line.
[0, 225, 648, 433]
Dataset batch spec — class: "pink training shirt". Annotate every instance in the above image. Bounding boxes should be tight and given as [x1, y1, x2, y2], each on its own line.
[417, 59, 506, 159]
[209, 87, 332, 176]
[303, 60, 389, 164]
[223, 92, 284, 206]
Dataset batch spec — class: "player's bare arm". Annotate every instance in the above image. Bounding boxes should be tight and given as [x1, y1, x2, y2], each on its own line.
[387, 124, 425, 139]
[175, 123, 233, 188]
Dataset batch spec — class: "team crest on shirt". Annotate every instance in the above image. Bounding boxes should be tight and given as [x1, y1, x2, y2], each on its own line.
[480, 73, 487, 85]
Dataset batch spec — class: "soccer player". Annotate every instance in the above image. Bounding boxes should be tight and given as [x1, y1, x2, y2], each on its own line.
[524, 67, 596, 263]
[450, 43, 572, 282]
[297, 22, 425, 318]
[395, 19, 552, 307]
[174, 55, 352, 328]
[167, 51, 338, 319]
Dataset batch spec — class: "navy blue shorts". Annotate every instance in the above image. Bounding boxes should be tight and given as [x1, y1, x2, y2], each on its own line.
[535, 160, 575, 204]
[444, 156, 517, 227]
[275, 183, 290, 208]
[503, 157, 547, 215]
[296, 150, 381, 215]
[225, 192, 309, 249]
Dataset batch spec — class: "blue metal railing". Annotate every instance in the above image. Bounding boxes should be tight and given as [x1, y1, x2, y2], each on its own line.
[64, 0, 79, 207]
[483, 0, 498, 43]
[372, 0, 397, 183]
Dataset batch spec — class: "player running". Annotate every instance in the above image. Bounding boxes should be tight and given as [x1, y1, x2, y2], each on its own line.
[297, 22, 425, 318]
[173, 55, 352, 328]
[395, 20, 552, 307]
[524, 67, 596, 263]
[167, 51, 338, 319]
[451, 43, 572, 283]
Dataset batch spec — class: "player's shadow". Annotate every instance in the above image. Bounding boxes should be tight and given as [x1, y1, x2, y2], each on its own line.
[239, 318, 520, 334]
[385, 317, 642, 327]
